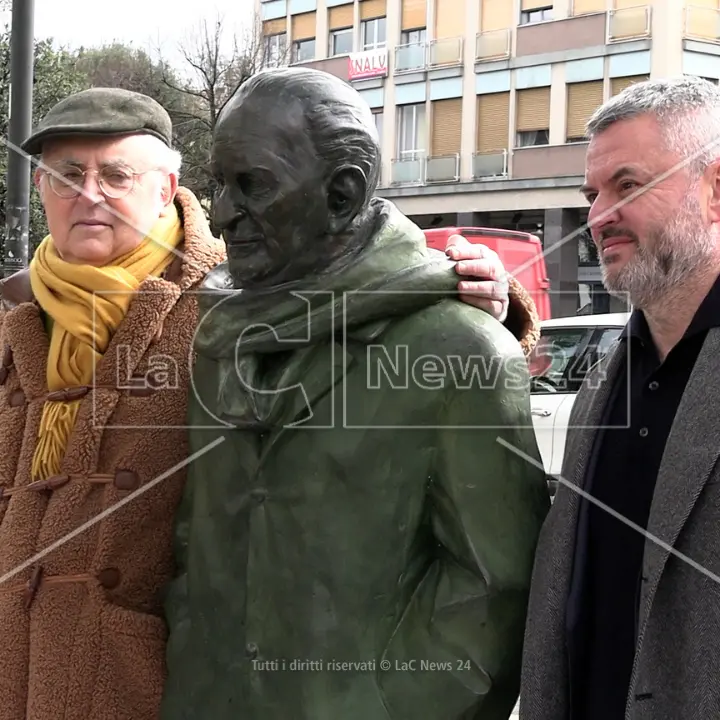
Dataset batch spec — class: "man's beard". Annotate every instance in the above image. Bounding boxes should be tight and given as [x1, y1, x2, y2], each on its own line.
[600, 194, 717, 308]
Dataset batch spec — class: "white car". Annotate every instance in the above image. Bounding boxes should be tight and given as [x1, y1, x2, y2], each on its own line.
[528, 312, 631, 489]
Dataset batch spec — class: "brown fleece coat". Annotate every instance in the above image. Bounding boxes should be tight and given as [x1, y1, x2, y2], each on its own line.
[0, 187, 225, 720]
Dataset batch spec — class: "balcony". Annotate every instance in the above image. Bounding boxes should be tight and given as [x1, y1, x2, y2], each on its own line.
[385, 144, 589, 187]
[685, 5, 720, 43]
[516, 12, 607, 55]
[391, 153, 426, 185]
[512, 143, 588, 180]
[394, 42, 427, 73]
[472, 151, 509, 179]
[428, 37, 463, 68]
[476, 29, 511, 61]
[293, 55, 350, 82]
[426, 155, 460, 183]
[607, 4, 651, 43]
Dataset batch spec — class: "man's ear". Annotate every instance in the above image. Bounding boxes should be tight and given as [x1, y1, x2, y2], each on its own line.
[704, 160, 720, 224]
[33, 168, 46, 204]
[325, 165, 367, 235]
[164, 173, 179, 205]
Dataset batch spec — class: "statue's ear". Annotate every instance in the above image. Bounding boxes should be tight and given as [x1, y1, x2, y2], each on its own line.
[326, 165, 367, 235]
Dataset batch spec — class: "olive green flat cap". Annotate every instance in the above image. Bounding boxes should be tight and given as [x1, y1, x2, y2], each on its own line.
[22, 87, 173, 155]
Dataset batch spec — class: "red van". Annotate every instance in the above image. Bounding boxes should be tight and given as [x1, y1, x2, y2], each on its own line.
[423, 226, 552, 321]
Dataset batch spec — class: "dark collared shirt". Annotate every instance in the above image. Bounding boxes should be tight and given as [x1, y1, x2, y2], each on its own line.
[578, 273, 720, 719]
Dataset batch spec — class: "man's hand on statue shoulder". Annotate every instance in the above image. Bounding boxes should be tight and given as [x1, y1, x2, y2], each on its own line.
[445, 234, 510, 324]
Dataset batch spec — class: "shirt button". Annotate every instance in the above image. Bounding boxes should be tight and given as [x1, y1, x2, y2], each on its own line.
[648, 381, 659, 391]
[639, 427, 649, 437]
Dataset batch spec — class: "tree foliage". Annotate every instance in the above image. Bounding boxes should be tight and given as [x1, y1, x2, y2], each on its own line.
[0, 30, 92, 256]
[0, 13, 283, 258]
[0, 13, 287, 253]
[154, 14, 289, 229]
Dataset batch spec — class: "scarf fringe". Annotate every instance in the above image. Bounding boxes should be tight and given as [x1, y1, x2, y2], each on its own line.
[31, 400, 82, 481]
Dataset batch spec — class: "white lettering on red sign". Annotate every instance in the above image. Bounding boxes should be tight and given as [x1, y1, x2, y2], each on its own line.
[348, 50, 388, 80]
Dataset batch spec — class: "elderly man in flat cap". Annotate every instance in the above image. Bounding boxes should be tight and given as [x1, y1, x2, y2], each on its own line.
[0, 86, 225, 720]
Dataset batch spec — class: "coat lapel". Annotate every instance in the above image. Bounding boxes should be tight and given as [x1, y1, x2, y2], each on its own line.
[638, 327, 720, 634]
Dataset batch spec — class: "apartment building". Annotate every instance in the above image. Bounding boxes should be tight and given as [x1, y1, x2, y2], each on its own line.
[257, 0, 720, 316]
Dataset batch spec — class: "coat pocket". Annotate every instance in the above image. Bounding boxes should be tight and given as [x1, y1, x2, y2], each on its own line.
[87, 603, 168, 720]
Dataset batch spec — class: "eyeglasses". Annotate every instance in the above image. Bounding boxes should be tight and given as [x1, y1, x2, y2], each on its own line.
[42, 164, 163, 199]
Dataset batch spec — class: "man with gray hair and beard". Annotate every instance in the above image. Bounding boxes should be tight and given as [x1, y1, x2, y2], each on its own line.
[452, 74, 720, 718]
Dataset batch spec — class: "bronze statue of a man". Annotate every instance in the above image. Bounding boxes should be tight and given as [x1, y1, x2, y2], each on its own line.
[160, 67, 550, 720]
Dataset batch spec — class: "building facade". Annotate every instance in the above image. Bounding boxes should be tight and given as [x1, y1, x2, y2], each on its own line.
[258, 0, 720, 317]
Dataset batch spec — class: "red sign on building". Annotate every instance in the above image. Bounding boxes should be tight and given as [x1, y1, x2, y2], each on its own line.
[348, 49, 388, 81]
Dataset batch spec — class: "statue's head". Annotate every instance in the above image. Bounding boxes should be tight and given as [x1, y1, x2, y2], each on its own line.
[211, 67, 381, 288]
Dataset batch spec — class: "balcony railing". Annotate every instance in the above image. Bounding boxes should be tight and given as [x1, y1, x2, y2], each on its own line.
[390, 151, 509, 185]
[428, 37, 463, 67]
[607, 4, 651, 42]
[472, 150, 509, 179]
[394, 42, 427, 73]
[391, 153, 426, 185]
[685, 5, 720, 43]
[476, 29, 511, 61]
[426, 155, 460, 183]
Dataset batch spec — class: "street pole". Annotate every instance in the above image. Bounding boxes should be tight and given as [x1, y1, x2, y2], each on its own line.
[4, 0, 34, 277]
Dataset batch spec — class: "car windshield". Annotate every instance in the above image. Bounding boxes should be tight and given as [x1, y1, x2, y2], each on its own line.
[527, 327, 590, 384]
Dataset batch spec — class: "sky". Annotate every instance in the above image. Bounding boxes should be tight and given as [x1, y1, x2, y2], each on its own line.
[1, 0, 256, 66]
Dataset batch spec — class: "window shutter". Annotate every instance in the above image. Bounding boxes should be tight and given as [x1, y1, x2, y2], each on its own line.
[401, 0, 427, 30]
[434, 0, 465, 38]
[480, 0, 513, 32]
[566, 81, 604, 140]
[263, 18, 286, 36]
[431, 99, 462, 155]
[292, 12, 316, 41]
[516, 88, 551, 133]
[572, 0, 605, 14]
[613, 0, 643, 7]
[329, 5, 354, 29]
[522, 0, 549, 9]
[685, 1, 718, 39]
[611, 75, 648, 96]
[360, 0, 386, 20]
[476, 92, 510, 152]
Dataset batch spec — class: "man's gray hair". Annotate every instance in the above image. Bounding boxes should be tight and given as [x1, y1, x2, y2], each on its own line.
[585, 75, 720, 174]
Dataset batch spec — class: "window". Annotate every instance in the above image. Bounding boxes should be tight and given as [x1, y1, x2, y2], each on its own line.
[566, 80, 602, 144]
[264, 33, 287, 68]
[329, 27, 353, 56]
[520, 6, 553, 24]
[578, 227, 599, 267]
[401, 28, 426, 45]
[293, 38, 316, 63]
[527, 326, 593, 394]
[577, 283, 613, 315]
[362, 17, 386, 49]
[594, 327, 622, 356]
[515, 87, 550, 148]
[516, 130, 549, 146]
[396, 103, 426, 159]
[373, 111, 384, 143]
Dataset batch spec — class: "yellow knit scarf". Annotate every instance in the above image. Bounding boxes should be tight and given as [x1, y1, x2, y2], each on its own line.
[28, 204, 184, 480]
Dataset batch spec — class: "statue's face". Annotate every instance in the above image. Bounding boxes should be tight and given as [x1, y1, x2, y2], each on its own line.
[211, 94, 332, 288]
